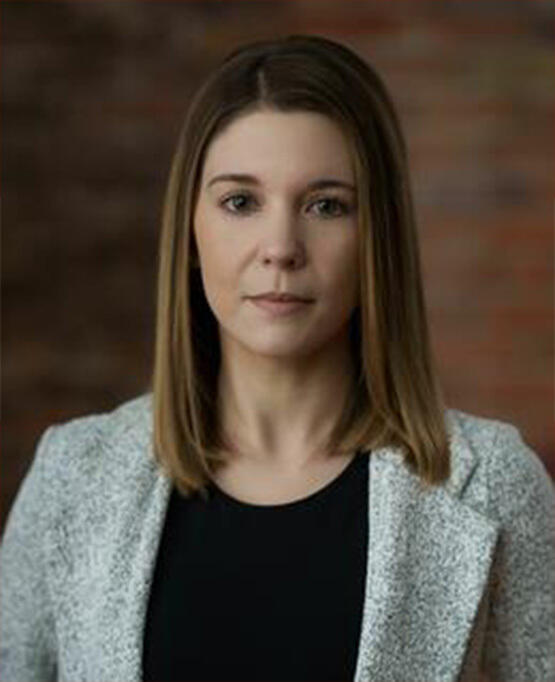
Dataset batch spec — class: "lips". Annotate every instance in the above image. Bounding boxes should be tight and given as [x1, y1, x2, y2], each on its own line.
[249, 294, 312, 303]
[248, 297, 313, 317]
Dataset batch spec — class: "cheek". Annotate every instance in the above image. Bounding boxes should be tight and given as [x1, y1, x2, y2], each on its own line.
[195, 207, 242, 277]
[195, 217, 231, 286]
[320, 237, 359, 300]
[199, 254, 232, 309]
[197, 242, 241, 319]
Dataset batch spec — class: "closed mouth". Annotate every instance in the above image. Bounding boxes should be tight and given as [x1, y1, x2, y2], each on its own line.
[248, 295, 313, 303]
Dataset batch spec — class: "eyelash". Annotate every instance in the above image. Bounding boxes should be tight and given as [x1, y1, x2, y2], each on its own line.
[218, 192, 353, 219]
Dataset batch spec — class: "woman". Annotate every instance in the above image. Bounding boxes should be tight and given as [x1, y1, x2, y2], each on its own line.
[1, 34, 554, 682]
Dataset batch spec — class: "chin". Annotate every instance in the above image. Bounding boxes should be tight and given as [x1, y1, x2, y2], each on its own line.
[241, 333, 330, 359]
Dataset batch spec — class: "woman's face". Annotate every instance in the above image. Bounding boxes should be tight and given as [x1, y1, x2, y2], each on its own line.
[193, 108, 360, 360]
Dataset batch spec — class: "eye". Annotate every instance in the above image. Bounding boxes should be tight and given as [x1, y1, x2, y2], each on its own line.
[308, 197, 352, 218]
[219, 192, 258, 215]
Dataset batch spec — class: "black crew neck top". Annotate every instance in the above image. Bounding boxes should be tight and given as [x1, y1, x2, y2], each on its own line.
[142, 450, 369, 682]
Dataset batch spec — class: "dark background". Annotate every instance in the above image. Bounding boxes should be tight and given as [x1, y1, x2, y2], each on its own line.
[2, 0, 554, 531]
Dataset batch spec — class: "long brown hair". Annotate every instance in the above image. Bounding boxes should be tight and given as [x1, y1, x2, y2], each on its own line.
[151, 34, 450, 500]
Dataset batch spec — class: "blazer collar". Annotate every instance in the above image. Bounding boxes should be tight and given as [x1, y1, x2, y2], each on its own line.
[95, 401, 500, 682]
[354, 411, 500, 681]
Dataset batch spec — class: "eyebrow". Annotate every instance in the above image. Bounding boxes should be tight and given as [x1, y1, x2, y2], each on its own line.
[206, 173, 356, 193]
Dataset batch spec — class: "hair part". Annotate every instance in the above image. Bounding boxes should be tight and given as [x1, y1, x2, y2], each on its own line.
[151, 34, 450, 501]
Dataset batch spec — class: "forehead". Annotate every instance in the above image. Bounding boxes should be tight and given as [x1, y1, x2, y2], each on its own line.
[201, 109, 356, 183]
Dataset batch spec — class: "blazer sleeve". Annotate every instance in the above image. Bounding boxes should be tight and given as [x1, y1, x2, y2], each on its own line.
[0, 426, 59, 682]
[481, 423, 555, 682]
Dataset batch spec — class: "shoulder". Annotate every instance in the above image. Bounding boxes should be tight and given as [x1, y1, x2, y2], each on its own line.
[1, 393, 157, 574]
[43, 392, 152, 447]
[445, 407, 555, 522]
[35, 393, 155, 505]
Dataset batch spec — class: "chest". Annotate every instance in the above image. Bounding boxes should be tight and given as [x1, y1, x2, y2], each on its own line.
[210, 452, 357, 505]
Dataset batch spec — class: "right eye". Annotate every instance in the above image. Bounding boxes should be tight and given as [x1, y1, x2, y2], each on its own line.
[219, 193, 258, 215]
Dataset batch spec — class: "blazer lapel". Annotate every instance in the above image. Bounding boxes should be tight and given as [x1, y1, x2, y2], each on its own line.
[354, 413, 501, 682]
[88, 401, 173, 682]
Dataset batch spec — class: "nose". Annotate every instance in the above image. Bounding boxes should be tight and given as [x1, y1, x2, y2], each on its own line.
[260, 208, 307, 270]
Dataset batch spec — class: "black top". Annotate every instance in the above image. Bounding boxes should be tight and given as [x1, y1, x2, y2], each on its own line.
[142, 450, 369, 682]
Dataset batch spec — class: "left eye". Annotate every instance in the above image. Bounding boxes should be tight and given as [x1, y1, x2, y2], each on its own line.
[309, 198, 350, 218]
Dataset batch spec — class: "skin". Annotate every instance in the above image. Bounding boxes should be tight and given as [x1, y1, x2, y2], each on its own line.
[193, 108, 361, 474]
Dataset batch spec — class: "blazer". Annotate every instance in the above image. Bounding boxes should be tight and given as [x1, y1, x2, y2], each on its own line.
[1, 393, 554, 682]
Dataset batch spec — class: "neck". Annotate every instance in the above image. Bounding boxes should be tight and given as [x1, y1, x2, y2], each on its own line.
[216, 328, 356, 470]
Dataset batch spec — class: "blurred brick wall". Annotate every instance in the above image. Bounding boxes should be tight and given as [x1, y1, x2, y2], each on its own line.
[2, 0, 553, 530]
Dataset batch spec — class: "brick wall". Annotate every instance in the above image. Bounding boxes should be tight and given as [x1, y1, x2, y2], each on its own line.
[2, 0, 553, 529]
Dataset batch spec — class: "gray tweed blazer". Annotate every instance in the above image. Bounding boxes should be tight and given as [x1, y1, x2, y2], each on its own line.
[1, 393, 554, 682]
